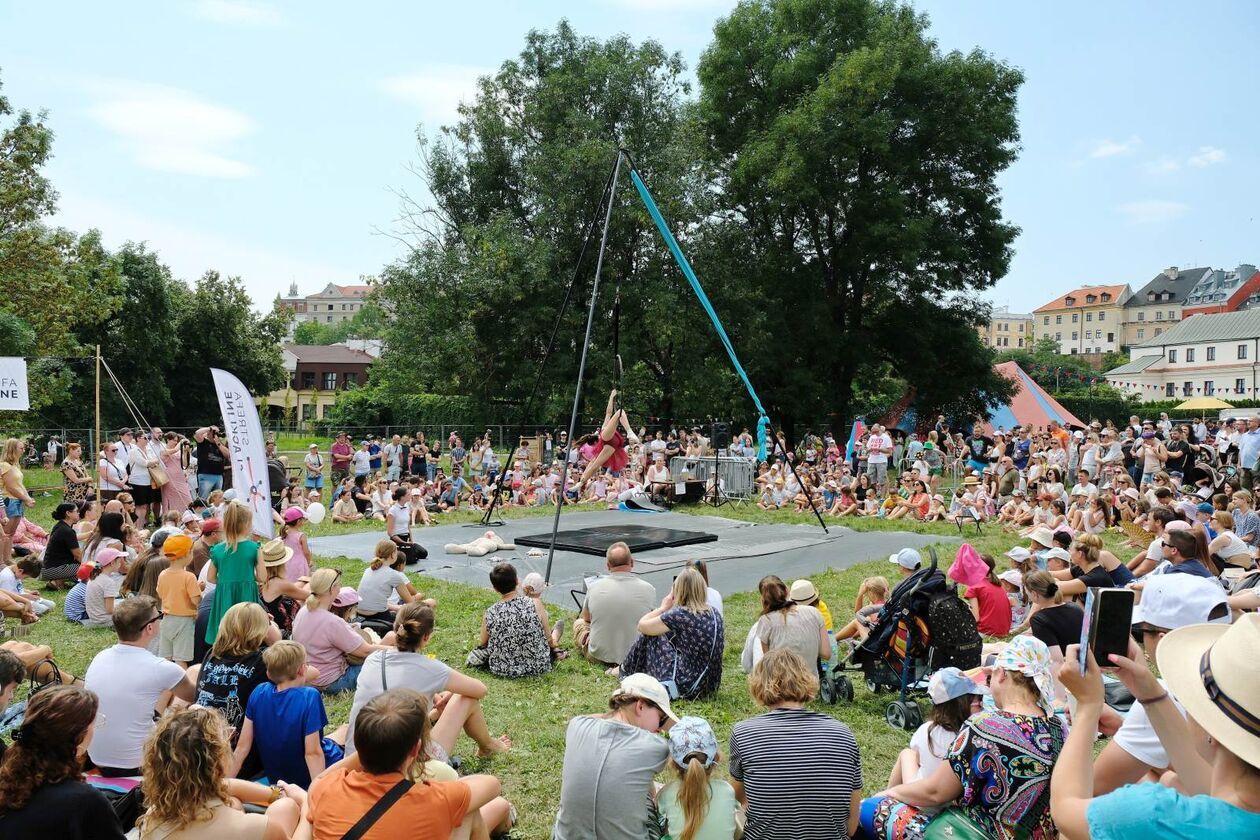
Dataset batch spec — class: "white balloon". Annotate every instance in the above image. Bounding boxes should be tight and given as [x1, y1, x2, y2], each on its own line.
[305, 502, 327, 525]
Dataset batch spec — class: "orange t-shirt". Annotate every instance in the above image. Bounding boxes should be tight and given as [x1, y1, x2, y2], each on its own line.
[155, 567, 201, 617]
[308, 768, 470, 840]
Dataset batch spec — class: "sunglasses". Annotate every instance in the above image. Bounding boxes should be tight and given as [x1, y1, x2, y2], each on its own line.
[642, 700, 668, 728]
[144, 611, 165, 628]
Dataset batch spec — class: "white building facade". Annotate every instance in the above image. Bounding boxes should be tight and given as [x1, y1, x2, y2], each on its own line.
[1105, 310, 1260, 402]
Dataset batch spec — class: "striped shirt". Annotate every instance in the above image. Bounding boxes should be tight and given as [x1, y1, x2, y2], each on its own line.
[730, 707, 862, 840]
[64, 581, 88, 623]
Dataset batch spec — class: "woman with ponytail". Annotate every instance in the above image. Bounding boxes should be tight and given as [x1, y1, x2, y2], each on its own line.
[345, 601, 512, 761]
[1025, 569, 1084, 655]
[0, 685, 126, 838]
[291, 567, 389, 694]
[656, 716, 739, 840]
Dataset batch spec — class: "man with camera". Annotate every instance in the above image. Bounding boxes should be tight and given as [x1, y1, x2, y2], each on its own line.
[194, 425, 231, 499]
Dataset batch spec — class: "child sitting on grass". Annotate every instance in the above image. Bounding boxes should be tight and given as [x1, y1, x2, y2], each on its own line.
[884, 667, 987, 787]
[522, 572, 566, 659]
[834, 576, 890, 645]
[230, 640, 349, 788]
[655, 716, 740, 840]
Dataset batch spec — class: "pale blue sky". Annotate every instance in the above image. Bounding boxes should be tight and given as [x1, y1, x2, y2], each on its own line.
[2, 0, 1256, 313]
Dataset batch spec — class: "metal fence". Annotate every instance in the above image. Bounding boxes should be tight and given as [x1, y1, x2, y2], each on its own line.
[669, 455, 757, 499]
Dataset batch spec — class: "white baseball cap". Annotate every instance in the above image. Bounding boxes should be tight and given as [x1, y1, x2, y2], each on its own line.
[998, 569, 1023, 588]
[1042, 547, 1071, 564]
[889, 548, 922, 570]
[1005, 547, 1032, 563]
[611, 673, 679, 723]
[1132, 575, 1231, 632]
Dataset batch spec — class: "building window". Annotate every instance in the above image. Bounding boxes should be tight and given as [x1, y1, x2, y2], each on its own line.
[1056, 332, 1062, 340]
[1086, 312, 1093, 321]
[300, 371, 315, 389]
[328, 304, 335, 311]
[1156, 311, 1164, 320]
[1138, 312, 1145, 321]
[1240, 344, 1249, 360]
[1183, 381, 1193, 396]
[327, 316, 333, 322]
[1056, 315, 1062, 324]
[1137, 329, 1145, 340]
[1072, 331, 1078, 341]
[320, 403, 329, 419]
[1186, 348, 1196, 362]
[1169, 349, 1177, 363]
[1018, 323, 1024, 332]
[1072, 313, 1079, 323]
[1205, 381, 1215, 396]
[1107, 332, 1114, 343]
[1155, 328, 1163, 336]
[1044, 316, 1050, 325]
[344, 372, 358, 387]
[301, 404, 314, 420]
[1098, 311, 1106, 321]
[1207, 346, 1216, 361]
[1166, 383, 1175, 397]
[322, 372, 337, 390]
[1069, 348, 1077, 355]
[1168, 310, 1175, 320]
[1237, 379, 1246, 395]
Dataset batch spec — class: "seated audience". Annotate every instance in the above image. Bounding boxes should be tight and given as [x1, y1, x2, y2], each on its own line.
[618, 567, 724, 698]
[656, 715, 740, 840]
[0, 685, 126, 837]
[553, 673, 675, 839]
[755, 575, 830, 668]
[292, 568, 389, 694]
[230, 640, 348, 788]
[139, 706, 307, 839]
[82, 546, 127, 628]
[886, 668, 988, 786]
[1023, 570, 1084, 653]
[84, 595, 196, 776]
[572, 542, 657, 666]
[347, 602, 511, 761]
[480, 562, 551, 679]
[357, 538, 431, 629]
[833, 575, 890, 644]
[731, 648, 862, 839]
[1052, 615, 1260, 838]
[309, 688, 505, 840]
[38, 501, 82, 588]
[0, 556, 54, 617]
[864, 636, 1065, 839]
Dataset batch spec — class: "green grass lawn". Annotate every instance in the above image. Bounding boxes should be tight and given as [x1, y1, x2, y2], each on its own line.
[10, 468, 1138, 838]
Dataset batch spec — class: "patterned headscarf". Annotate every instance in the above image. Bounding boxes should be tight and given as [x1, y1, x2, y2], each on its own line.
[994, 635, 1056, 713]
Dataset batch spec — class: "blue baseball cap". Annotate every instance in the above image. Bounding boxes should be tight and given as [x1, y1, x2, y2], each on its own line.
[668, 716, 718, 768]
[927, 667, 989, 705]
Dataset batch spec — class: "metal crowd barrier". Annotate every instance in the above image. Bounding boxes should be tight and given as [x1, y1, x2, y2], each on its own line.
[669, 455, 756, 499]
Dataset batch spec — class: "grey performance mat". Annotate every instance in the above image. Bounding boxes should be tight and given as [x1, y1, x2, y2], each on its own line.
[515, 524, 719, 556]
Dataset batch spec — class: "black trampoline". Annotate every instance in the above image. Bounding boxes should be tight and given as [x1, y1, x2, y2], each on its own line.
[516, 524, 718, 556]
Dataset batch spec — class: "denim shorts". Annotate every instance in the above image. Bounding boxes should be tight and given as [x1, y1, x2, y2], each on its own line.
[3, 497, 25, 518]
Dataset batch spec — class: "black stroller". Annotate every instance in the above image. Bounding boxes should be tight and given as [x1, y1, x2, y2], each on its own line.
[820, 548, 982, 730]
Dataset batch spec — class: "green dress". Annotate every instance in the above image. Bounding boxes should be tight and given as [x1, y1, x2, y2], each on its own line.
[204, 539, 261, 645]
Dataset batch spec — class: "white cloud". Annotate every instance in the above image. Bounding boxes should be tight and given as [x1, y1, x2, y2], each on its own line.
[1089, 135, 1142, 159]
[51, 191, 358, 312]
[190, 0, 281, 26]
[1116, 200, 1189, 225]
[1188, 145, 1227, 167]
[1146, 156, 1181, 175]
[609, 0, 733, 9]
[85, 81, 257, 178]
[380, 65, 490, 127]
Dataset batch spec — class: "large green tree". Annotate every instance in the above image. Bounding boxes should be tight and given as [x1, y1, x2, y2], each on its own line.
[696, 0, 1021, 427]
[373, 22, 732, 427]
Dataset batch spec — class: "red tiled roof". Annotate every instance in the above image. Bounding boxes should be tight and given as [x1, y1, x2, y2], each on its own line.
[283, 344, 375, 364]
[1034, 284, 1128, 313]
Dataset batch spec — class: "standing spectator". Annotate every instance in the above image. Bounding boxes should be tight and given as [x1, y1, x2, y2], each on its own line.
[156, 534, 202, 668]
[159, 430, 193, 515]
[731, 648, 862, 840]
[98, 441, 128, 502]
[309, 688, 504, 839]
[866, 424, 893, 492]
[329, 432, 352, 485]
[191, 516, 221, 577]
[451, 436, 467, 474]
[126, 430, 161, 527]
[303, 443, 324, 493]
[1238, 416, 1260, 488]
[84, 596, 197, 775]
[384, 433, 403, 481]
[0, 437, 37, 540]
[367, 436, 382, 472]
[479, 562, 551, 679]
[59, 441, 92, 504]
[0, 686, 127, 838]
[352, 440, 372, 479]
[572, 542, 657, 666]
[193, 425, 230, 500]
[553, 674, 675, 839]
[204, 502, 265, 647]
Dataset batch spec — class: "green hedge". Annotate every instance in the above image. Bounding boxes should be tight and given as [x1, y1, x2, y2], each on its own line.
[322, 387, 524, 434]
[1056, 394, 1260, 425]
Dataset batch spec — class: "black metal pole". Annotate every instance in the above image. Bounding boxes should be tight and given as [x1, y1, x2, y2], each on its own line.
[766, 421, 829, 533]
[544, 151, 624, 584]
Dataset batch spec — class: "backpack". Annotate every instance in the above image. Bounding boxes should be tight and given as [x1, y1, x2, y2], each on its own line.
[926, 589, 982, 670]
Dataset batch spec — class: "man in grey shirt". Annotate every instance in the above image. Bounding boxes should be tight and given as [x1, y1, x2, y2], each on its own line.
[553, 673, 675, 840]
[573, 542, 657, 666]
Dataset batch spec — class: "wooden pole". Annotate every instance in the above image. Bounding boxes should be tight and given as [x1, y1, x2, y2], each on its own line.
[95, 344, 101, 499]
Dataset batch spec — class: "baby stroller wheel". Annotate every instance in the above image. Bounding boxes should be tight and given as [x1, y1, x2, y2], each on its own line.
[886, 700, 923, 731]
[835, 675, 854, 702]
[819, 669, 837, 705]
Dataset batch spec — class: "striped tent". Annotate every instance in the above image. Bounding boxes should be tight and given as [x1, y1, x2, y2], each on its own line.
[882, 361, 1084, 434]
[983, 361, 1084, 433]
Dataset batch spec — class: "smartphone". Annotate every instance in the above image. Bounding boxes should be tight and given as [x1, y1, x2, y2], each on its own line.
[1079, 587, 1135, 674]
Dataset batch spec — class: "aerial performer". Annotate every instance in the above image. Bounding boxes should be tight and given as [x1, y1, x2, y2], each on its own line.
[572, 389, 639, 496]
